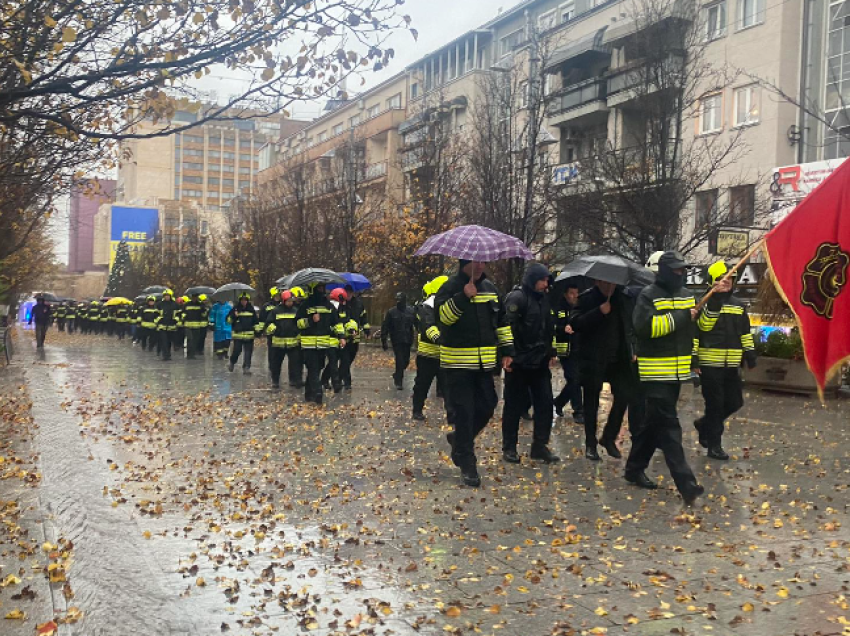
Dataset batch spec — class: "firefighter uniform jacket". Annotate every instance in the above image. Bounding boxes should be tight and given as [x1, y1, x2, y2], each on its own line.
[264, 304, 300, 349]
[66, 305, 77, 320]
[228, 304, 260, 340]
[697, 294, 756, 368]
[157, 300, 180, 331]
[258, 301, 278, 333]
[99, 306, 109, 323]
[140, 306, 159, 329]
[336, 303, 360, 343]
[416, 297, 441, 359]
[347, 295, 370, 336]
[554, 297, 576, 358]
[633, 282, 698, 383]
[434, 273, 514, 371]
[295, 294, 344, 349]
[115, 306, 130, 323]
[182, 300, 209, 329]
[55, 305, 67, 320]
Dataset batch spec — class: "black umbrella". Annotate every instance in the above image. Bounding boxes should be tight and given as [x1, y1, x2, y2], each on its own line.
[213, 282, 255, 304]
[184, 286, 216, 297]
[134, 294, 148, 303]
[288, 268, 345, 289]
[556, 255, 646, 287]
[275, 273, 295, 288]
[36, 292, 60, 302]
[142, 285, 168, 294]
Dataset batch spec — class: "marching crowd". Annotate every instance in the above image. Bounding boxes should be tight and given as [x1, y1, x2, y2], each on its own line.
[27, 249, 756, 504]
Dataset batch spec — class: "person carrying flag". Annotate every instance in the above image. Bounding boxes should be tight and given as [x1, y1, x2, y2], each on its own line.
[694, 261, 757, 461]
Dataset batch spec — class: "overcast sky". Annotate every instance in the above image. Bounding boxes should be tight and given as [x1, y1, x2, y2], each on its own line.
[54, 0, 506, 265]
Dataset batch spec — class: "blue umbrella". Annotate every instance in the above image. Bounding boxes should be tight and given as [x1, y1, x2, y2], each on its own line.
[338, 273, 371, 292]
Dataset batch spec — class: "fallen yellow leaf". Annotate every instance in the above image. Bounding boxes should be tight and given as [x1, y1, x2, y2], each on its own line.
[5, 609, 26, 620]
[742, 602, 755, 612]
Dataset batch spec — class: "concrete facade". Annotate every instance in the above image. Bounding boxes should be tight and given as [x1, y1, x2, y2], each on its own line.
[68, 179, 115, 273]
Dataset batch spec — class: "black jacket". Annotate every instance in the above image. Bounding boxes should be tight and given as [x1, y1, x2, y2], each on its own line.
[295, 292, 343, 349]
[633, 282, 698, 383]
[265, 303, 300, 348]
[157, 299, 180, 329]
[435, 272, 514, 371]
[228, 303, 259, 338]
[29, 303, 51, 326]
[504, 283, 554, 369]
[697, 292, 757, 368]
[347, 295, 370, 332]
[554, 296, 577, 358]
[182, 300, 209, 329]
[416, 298, 441, 359]
[382, 304, 415, 347]
[571, 286, 635, 376]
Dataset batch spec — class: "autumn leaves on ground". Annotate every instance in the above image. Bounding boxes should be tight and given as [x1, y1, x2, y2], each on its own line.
[1, 330, 849, 636]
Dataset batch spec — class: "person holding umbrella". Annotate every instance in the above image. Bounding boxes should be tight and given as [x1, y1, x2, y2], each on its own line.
[296, 282, 346, 404]
[382, 292, 416, 390]
[265, 290, 302, 389]
[624, 251, 704, 505]
[228, 293, 260, 373]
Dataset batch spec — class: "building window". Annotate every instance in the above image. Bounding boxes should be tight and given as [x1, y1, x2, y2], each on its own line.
[184, 135, 203, 144]
[699, 93, 722, 134]
[350, 114, 360, 128]
[183, 162, 203, 170]
[208, 177, 220, 186]
[184, 148, 204, 157]
[222, 164, 234, 173]
[729, 185, 755, 226]
[704, 1, 726, 40]
[239, 153, 253, 161]
[367, 104, 381, 118]
[208, 150, 220, 159]
[239, 180, 251, 189]
[826, 1, 850, 115]
[560, 1, 575, 22]
[387, 93, 402, 109]
[738, 0, 765, 29]
[223, 137, 235, 147]
[222, 151, 235, 160]
[500, 29, 524, 57]
[183, 175, 203, 184]
[538, 10, 557, 31]
[520, 81, 530, 108]
[207, 191, 219, 199]
[182, 189, 202, 197]
[333, 123, 344, 136]
[240, 139, 252, 148]
[239, 166, 251, 174]
[174, 188, 180, 199]
[695, 189, 719, 228]
[733, 85, 760, 126]
[223, 179, 234, 187]
[317, 131, 327, 142]
[411, 83, 419, 99]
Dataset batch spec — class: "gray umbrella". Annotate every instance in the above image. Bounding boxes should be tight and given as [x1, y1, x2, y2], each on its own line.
[275, 273, 295, 288]
[287, 268, 345, 289]
[213, 282, 255, 304]
[555, 255, 646, 287]
[184, 286, 216, 297]
[142, 285, 168, 294]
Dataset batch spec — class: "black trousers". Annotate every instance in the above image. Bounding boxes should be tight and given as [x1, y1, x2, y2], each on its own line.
[554, 356, 583, 415]
[582, 360, 638, 448]
[604, 361, 645, 441]
[444, 369, 498, 470]
[159, 330, 178, 360]
[698, 367, 744, 447]
[348, 343, 359, 364]
[269, 347, 302, 385]
[320, 348, 342, 391]
[138, 327, 153, 350]
[198, 328, 207, 354]
[230, 339, 254, 368]
[339, 344, 354, 387]
[34, 324, 48, 347]
[625, 382, 699, 497]
[303, 349, 327, 403]
[412, 355, 445, 414]
[186, 328, 205, 359]
[267, 336, 274, 366]
[66, 319, 75, 335]
[502, 366, 554, 452]
[214, 338, 231, 358]
[57, 318, 65, 332]
[392, 343, 412, 384]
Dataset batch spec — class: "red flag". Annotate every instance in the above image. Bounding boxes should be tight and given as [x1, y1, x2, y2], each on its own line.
[764, 158, 850, 396]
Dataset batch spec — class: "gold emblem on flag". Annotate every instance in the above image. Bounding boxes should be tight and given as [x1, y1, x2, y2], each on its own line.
[800, 242, 849, 319]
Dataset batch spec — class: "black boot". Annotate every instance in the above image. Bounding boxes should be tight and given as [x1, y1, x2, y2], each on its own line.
[461, 466, 481, 488]
[625, 471, 658, 489]
[601, 439, 622, 459]
[707, 446, 729, 460]
[585, 446, 601, 461]
[502, 449, 521, 464]
[412, 411, 425, 421]
[530, 446, 560, 464]
[683, 484, 705, 506]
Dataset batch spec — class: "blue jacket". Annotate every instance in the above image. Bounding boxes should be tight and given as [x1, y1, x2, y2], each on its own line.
[210, 302, 233, 341]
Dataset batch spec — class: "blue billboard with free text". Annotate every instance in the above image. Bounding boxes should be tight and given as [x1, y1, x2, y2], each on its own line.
[109, 206, 159, 267]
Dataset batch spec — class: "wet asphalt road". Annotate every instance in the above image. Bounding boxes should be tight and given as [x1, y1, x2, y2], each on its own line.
[1, 329, 849, 636]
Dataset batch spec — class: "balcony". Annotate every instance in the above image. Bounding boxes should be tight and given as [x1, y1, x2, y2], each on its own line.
[551, 161, 581, 187]
[606, 53, 685, 108]
[547, 78, 608, 125]
[364, 161, 388, 182]
[402, 147, 426, 172]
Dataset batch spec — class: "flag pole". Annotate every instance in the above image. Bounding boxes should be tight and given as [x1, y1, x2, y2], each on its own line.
[695, 239, 765, 311]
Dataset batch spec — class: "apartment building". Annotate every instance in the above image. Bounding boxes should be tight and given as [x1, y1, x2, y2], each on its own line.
[258, 73, 409, 205]
[118, 105, 305, 212]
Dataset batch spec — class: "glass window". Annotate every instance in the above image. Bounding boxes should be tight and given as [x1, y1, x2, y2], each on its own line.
[387, 93, 402, 109]
[222, 164, 234, 173]
[411, 83, 419, 99]
[183, 175, 203, 184]
[239, 180, 251, 189]
[695, 190, 719, 228]
[520, 81, 530, 108]
[223, 152, 235, 159]
[208, 177, 220, 186]
[368, 104, 381, 118]
[500, 29, 524, 57]
[183, 162, 203, 170]
[240, 139, 252, 148]
[333, 123, 344, 136]
[704, 2, 726, 40]
[700, 93, 722, 133]
[208, 150, 220, 159]
[350, 114, 360, 128]
[240, 153, 253, 160]
[239, 166, 251, 174]
[733, 85, 760, 125]
[184, 148, 204, 157]
[729, 185, 755, 226]
[317, 131, 327, 142]
[223, 137, 235, 146]
[738, 0, 765, 29]
[560, 1, 575, 22]
[184, 134, 204, 144]
[223, 179, 234, 187]
[207, 191, 219, 198]
[538, 10, 557, 31]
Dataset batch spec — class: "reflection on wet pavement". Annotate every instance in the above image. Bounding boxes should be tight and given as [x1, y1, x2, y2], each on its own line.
[1, 331, 849, 636]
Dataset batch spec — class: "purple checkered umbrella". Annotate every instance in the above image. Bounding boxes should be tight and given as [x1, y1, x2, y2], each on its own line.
[415, 225, 534, 262]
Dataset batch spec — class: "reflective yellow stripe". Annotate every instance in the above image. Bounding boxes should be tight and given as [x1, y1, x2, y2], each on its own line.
[651, 313, 675, 338]
[555, 342, 569, 356]
[637, 356, 693, 381]
[439, 299, 463, 325]
[425, 326, 441, 343]
[496, 326, 513, 346]
[297, 318, 308, 330]
[271, 336, 299, 348]
[233, 332, 254, 340]
[698, 309, 720, 332]
[698, 348, 744, 367]
[653, 298, 696, 310]
[720, 306, 744, 315]
[741, 333, 755, 350]
[418, 337, 441, 358]
[441, 346, 497, 369]
[470, 294, 498, 303]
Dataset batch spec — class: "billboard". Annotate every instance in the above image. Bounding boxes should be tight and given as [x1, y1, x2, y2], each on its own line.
[109, 206, 159, 267]
[770, 159, 846, 225]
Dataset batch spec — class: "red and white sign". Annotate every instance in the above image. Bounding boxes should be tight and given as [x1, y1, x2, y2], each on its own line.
[770, 159, 846, 225]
